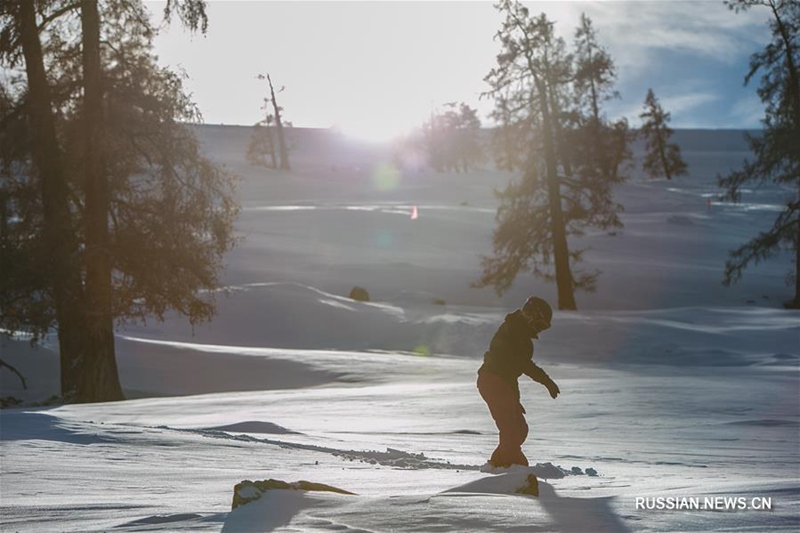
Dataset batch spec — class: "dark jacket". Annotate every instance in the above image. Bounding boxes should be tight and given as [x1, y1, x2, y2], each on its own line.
[479, 310, 552, 395]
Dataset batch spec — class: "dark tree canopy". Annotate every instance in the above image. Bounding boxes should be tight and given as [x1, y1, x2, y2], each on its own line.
[0, 0, 239, 402]
[719, 0, 800, 308]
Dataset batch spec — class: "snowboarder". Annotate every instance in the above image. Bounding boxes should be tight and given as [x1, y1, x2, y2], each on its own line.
[478, 296, 560, 468]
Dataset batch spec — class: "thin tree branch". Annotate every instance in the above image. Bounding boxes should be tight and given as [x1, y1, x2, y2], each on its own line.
[37, 1, 80, 33]
[0, 357, 27, 389]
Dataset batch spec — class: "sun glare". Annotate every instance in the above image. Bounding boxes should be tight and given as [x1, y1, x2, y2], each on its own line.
[339, 120, 409, 144]
[340, 123, 400, 143]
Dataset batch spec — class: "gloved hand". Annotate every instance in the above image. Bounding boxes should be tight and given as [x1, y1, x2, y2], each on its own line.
[546, 379, 560, 399]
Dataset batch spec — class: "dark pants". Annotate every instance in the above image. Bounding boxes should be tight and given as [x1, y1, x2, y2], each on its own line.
[477, 371, 529, 467]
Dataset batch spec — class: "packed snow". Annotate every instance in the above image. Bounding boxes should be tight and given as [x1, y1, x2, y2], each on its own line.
[1, 127, 798, 532]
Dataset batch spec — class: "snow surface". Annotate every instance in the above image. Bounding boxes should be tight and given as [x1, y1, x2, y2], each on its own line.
[1, 127, 798, 532]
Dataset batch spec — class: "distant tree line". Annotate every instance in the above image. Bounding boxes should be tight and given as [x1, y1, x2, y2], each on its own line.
[0, 0, 239, 403]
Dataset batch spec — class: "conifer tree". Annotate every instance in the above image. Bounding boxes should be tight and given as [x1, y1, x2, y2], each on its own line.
[719, 0, 800, 308]
[639, 89, 688, 180]
[564, 13, 630, 235]
[0, 0, 239, 402]
[455, 103, 484, 172]
[422, 102, 483, 172]
[475, 1, 630, 310]
[2, 0, 90, 398]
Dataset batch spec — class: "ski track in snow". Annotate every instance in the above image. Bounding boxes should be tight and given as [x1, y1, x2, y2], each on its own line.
[149, 423, 591, 477]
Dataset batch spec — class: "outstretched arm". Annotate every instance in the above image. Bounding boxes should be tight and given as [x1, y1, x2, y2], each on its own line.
[523, 362, 560, 399]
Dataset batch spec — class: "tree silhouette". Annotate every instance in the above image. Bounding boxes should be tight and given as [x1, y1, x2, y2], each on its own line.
[475, 1, 630, 310]
[247, 103, 278, 168]
[719, 0, 800, 308]
[2, 0, 89, 399]
[0, 0, 239, 402]
[639, 89, 688, 180]
[257, 73, 291, 171]
[423, 102, 484, 172]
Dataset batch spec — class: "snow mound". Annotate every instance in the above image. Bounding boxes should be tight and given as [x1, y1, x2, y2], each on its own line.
[206, 421, 300, 434]
[442, 470, 543, 496]
[116, 513, 206, 528]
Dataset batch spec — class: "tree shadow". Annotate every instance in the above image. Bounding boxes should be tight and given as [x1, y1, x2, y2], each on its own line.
[538, 481, 632, 533]
[0, 410, 111, 445]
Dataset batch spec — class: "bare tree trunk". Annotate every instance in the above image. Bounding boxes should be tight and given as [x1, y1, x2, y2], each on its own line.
[537, 76, 577, 310]
[267, 74, 291, 171]
[268, 129, 277, 169]
[658, 130, 672, 180]
[795, 217, 800, 309]
[80, 0, 124, 402]
[0, 189, 8, 240]
[16, 0, 87, 401]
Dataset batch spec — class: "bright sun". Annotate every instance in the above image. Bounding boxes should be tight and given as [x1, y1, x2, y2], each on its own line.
[339, 123, 400, 143]
[338, 119, 409, 144]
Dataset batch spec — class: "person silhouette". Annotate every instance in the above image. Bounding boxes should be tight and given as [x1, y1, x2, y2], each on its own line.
[477, 296, 560, 468]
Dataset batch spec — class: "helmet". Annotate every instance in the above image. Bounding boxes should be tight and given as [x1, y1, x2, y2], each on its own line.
[522, 296, 552, 331]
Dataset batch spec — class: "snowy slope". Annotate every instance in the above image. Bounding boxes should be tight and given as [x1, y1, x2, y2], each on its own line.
[1, 127, 798, 532]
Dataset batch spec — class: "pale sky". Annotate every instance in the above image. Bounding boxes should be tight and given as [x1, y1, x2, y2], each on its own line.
[147, 0, 772, 141]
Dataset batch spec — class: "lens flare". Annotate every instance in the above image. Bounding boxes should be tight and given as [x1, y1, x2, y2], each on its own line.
[372, 162, 400, 191]
[413, 345, 431, 357]
[376, 228, 393, 249]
